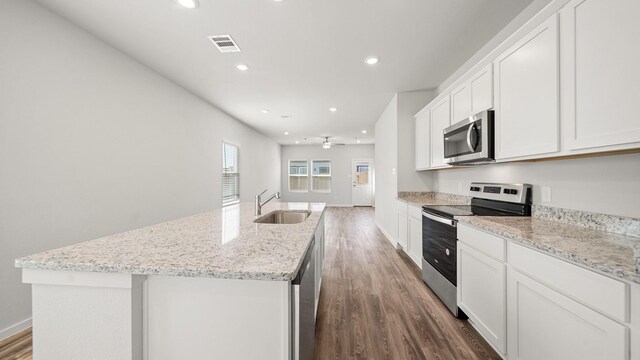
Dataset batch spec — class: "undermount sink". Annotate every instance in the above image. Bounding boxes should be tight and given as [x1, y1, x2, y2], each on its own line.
[254, 210, 311, 224]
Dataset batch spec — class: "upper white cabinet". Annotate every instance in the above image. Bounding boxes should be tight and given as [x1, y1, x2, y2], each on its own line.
[494, 14, 560, 160]
[451, 64, 494, 123]
[415, 112, 430, 170]
[451, 83, 472, 123]
[430, 96, 451, 168]
[561, 0, 640, 151]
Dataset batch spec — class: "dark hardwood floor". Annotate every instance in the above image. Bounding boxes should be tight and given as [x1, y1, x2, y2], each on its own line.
[0, 207, 499, 360]
[314, 207, 500, 360]
[0, 328, 32, 360]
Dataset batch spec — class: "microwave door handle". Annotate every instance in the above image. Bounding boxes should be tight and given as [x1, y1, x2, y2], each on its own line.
[422, 211, 456, 227]
[466, 124, 477, 152]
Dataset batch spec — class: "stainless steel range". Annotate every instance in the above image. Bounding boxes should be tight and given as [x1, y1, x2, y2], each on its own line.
[421, 182, 532, 317]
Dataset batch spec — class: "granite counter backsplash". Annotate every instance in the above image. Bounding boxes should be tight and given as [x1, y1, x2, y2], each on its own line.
[456, 216, 640, 284]
[397, 191, 471, 206]
[533, 205, 640, 238]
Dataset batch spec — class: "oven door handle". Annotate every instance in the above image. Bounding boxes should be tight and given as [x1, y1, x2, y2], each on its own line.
[422, 211, 457, 227]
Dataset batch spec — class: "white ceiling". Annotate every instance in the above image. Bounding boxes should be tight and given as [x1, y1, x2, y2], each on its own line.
[36, 0, 533, 145]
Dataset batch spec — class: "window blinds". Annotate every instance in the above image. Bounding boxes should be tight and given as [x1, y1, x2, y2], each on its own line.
[222, 143, 239, 206]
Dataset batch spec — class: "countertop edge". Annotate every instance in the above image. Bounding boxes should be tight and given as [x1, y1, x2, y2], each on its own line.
[455, 217, 640, 285]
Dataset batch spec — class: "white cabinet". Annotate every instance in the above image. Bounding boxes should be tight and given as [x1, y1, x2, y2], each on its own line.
[415, 112, 430, 170]
[494, 14, 560, 160]
[408, 209, 423, 269]
[451, 64, 494, 123]
[507, 269, 628, 360]
[314, 216, 325, 316]
[561, 0, 640, 152]
[451, 83, 472, 123]
[397, 201, 408, 249]
[458, 224, 508, 356]
[430, 96, 451, 168]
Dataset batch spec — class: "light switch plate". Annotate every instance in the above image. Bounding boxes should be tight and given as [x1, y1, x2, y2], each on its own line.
[541, 186, 552, 202]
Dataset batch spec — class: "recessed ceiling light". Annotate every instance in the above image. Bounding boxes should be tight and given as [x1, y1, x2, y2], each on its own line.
[261, 109, 269, 114]
[361, 130, 367, 134]
[284, 132, 289, 135]
[295, 141, 299, 144]
[329, 107, 337, 112]
[365, 56, 379, 65]
[236, 64, 249, 71]
[177, 0, 199, 9]
[357, 140, 361, 143]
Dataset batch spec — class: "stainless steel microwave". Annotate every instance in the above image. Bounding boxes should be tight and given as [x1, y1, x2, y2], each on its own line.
[443, 110, 495, 165]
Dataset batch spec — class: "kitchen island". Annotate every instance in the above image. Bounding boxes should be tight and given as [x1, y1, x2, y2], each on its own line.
[15, 202, 326, 360]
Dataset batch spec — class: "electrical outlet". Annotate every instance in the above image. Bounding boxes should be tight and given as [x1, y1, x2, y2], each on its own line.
[541, 186, 552, 203]
[392, 168, 396, 176]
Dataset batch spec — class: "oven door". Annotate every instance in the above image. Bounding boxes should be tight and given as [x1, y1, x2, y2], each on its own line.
[443, 110, 494, 165]
[422, 211, 457, 285]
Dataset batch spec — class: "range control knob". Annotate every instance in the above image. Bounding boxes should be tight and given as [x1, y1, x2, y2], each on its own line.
[445, 248, 450, 256]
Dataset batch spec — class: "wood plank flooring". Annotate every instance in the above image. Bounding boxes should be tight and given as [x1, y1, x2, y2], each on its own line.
[0, 328, 32, 360]
[314, 207, 500, 360]
[0, 206, 499, 360]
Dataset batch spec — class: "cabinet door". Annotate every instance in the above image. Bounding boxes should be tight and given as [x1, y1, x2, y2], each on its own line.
[451, 83, 472, 123]
[470, 64, 493, 114]
[494, 14, 559, 160]
[561, 0, 640, 151]
[415, 113, 430, 170]
[507, 269, 628, 360]
[458, 243, 506, 354]
[398, 212, 408, 249]
[408, 217, 422, 269]
[430, 96, 451, 168]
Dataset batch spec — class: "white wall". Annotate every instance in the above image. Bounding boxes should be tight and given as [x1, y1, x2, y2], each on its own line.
[397, 91, 436, 191]
[280, 145, 374, 206]
[433, 153, 640, 218]
[0, 0, 280, 337]
[374, 96, 399, 242]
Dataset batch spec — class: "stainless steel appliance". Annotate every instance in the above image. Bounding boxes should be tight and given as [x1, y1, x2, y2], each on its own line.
[443, 110, 494, 165]
[421, 182, 532, 317]
[291, 239, 316, 360]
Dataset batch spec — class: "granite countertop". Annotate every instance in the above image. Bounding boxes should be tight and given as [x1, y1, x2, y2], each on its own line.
[15, 202, 326, 281]
[397, 191, 471, 206]
[456, 216, 640, 284]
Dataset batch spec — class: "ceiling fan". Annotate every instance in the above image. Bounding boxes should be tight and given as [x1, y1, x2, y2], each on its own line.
[320, 136, 345, 149]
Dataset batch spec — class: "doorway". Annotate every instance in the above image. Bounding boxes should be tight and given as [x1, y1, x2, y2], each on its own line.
[352, 159, 373, 207]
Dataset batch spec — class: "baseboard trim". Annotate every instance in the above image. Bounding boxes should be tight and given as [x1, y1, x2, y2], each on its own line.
[375, 221, 397, 248]
[326, 204, 353, 207]
[0, 317, 32, 341]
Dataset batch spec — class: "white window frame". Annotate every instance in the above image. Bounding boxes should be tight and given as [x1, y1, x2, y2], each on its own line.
[222, 141, 240, 206]
[288, 160, 309, 193]
[311, 159, 331, 193]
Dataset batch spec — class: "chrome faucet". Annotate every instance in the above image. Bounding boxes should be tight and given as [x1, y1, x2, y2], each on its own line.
[255, 189, 281, 216]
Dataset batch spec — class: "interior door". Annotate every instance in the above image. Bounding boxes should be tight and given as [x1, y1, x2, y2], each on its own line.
[352, 160, 372, 206]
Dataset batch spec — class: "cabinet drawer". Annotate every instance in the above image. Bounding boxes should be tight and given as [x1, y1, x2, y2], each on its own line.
[457, 224, 505, 261]
[508, 242, 628, 322]
[408, 204, 422, 220]
[397, 200, 408, 214]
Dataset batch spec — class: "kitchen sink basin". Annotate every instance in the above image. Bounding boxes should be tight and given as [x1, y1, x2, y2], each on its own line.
[254, 210, 311, 224]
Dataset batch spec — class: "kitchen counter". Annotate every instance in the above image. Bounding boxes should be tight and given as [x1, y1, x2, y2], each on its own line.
[397, 191, 471, 206]
[15, 202, 326, 281]
[456, 216, 640, 284]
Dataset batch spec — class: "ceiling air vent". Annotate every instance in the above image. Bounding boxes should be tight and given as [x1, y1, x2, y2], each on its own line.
[208, 35, 241, 53]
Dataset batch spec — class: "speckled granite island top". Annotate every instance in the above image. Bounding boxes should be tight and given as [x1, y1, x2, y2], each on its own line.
[456, 216, 640, 284]
[15, 202, 326, 281]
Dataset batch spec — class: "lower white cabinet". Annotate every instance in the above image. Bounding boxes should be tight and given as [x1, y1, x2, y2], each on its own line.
[398, 211, 408, 249]
[458, 243, 506, 354]
[408, 216, 422, 268]
[507, 269, 628, 360]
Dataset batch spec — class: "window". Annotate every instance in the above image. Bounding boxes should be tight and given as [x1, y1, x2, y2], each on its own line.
[222, 142, 239, 206]
[288, 160, 308, 192]
[312, 160, 331, 192]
